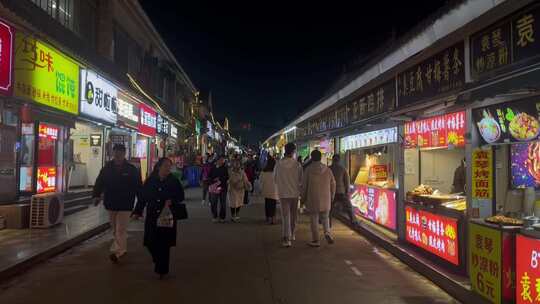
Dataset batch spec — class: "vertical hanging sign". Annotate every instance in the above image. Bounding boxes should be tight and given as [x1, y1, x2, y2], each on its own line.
[472, 148, 494, 218]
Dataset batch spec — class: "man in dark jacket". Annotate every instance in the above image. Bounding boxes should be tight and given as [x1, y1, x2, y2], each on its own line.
[209, 155, 229, 222]
[329, 155, 357, 227]
[93, 144, 142, 263]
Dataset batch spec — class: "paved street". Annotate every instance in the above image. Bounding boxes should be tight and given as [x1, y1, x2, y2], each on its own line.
[0, 188, 459, 304]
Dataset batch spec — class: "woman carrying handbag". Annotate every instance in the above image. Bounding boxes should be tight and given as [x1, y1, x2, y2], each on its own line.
[132, 157, 186, 279]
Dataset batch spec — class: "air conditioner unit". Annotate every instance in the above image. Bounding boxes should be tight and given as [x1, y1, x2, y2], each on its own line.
[30, 193, 64, 228]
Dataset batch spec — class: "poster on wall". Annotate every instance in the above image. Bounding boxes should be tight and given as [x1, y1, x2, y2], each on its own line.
[473, 97, 540, 145]
[405, 206, 459, 265]
[37, 166, 56, 193]
[0, 19, 13, 95]
[469, 222, 502, 304]
[511, 141, 540, 189]
[471, 148, 494, 218]
[138, 103, 156, 137]
[350, 185, 396, 230]
[80, 69, 118, 124]
[14, 32, 79, 114]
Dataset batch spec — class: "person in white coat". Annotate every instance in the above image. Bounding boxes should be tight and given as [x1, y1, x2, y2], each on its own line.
[260, 156, 279, 224]
[228, 159, 252, 222]
[274, 143, 303, 247]
[302, 150, 336, 247]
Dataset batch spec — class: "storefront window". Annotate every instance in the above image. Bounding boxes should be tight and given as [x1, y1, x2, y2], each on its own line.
[19, 123, 35, 192]
[69, 122, 104, 189]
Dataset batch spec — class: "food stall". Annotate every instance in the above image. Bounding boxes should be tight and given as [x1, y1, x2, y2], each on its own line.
[341, 126, 399, 235]
[403, 111, 468, 272]
[470, 96, 540, 304]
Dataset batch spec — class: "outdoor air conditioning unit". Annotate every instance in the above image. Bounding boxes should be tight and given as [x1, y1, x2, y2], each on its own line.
[30, 193, 64, 228]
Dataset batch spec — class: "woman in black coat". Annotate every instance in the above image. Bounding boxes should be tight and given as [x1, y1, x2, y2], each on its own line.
[132, 157, 185, 279]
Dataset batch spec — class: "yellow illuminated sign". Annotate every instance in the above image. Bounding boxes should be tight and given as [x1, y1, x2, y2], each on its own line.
[14, 32, 79, 114]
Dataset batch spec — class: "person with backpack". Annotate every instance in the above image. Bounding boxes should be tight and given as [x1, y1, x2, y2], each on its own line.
[274, 143, 303, 247]
[228, 159, 252, 222]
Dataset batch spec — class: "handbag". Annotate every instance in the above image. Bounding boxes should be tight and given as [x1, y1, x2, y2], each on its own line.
[209, 181, 222, 194]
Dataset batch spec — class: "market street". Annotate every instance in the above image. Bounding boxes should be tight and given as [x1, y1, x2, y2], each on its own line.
[0, 188, 458, 304]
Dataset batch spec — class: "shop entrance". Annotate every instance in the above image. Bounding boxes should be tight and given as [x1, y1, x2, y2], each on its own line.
[68, 122, 104, 189]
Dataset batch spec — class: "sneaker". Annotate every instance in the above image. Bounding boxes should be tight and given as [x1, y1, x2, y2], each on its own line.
[231, 217, 237, 223]
[212, 218, 219, 223]
[235, 216, 240, 221]
[308, 241, 321, 247]
[282, 239, 292, 247]
[325, 233, 335, 245]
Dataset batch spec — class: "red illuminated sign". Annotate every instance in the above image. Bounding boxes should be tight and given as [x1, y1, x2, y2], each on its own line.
[350, 185, 396, 230]
[0, 19, 13, 95]
[38, 123, 58, 140]
[404, 111, 466, 149]
[37, 166, 56, 193]
[516, 234, 540, 303]
[138, 103, 156, 137]
[405, 206, 459, 265]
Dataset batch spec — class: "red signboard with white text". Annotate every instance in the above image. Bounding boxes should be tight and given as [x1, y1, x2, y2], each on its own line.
[516, 234, 540, 303]
[404, 111, 466, 149]
[0, 19, 13, 95]
[37, 166, 56, 193]
[138, 103, 157, 137]
[405, 206, 459, 265]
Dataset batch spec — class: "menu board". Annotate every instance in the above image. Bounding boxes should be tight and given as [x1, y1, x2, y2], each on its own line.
[350, 185, 396, 230]
[469, 222, 502, 304]
[340, 127, 397, 153]
[473, 97, 540, 145]
[516, 234, 540, 304]
[405, 206, 459, 265]
[404, 111, 466, 149]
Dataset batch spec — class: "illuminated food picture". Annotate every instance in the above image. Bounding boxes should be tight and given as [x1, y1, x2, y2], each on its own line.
[375, 191, 389, 225]
[477, 110, 501, 143]
[350, 187, 368, 215]
[509, 112, 540, 141]
[527, 142, 540, 184]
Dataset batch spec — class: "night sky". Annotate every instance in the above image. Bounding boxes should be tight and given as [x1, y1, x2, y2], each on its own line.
[140, 0, 448, 145]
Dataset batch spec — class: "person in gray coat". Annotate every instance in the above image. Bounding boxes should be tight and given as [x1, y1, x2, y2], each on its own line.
[329, 155, 358, 226]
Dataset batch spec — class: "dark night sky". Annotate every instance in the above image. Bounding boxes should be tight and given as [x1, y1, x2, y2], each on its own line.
[140, 0, 448, 145]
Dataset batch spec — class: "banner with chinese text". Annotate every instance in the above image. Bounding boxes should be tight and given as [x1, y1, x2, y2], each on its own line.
[516, 234, 540, 304]
[469, 222, 502, 304]
[472, 148, 494, 218]
[404, 111, 466, 149]
[14, 33, 79, 115]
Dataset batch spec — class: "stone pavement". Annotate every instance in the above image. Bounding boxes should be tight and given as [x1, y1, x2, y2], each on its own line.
[0, 188, 460, 304]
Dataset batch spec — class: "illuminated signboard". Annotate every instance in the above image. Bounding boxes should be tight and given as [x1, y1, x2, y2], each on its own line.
[340, 127, 397, 153]
[405, 206, 459, 265]
[37, 166, 56, 193]
[117, 93, 139, 129]
[404, 111, 466, 149]
[0, 19, 13, 95]
[38, 123, 59, 140]
[170, 124, 178, 139]
[80, 69, 118, 124]
[138, 103, 156, 137]
[516, 234, 540, 304]
[207, 121, 214, 138]
[14, 32, 79, 114]
[156, 114, 170, 135]
[350, 184, 396, 230]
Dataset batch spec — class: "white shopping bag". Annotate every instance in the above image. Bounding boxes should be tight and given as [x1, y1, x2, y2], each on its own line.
[157, 206, 174, 228]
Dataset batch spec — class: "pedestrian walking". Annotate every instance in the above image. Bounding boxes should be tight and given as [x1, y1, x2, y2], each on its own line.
[132, 157, 185, 279]
[228, 159, 252, 222]
[93, 144, 142, 264]
[329, 154, 357, 227]
[244, 160, 255, 204]
[274, 143, 303, 247]
[302, 150, 336, 247]
[260, 156, 279, 224]
[209, 155, 229, 223]
[201, 155, 213, 206]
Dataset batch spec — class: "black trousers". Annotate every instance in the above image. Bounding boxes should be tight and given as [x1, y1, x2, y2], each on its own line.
[243, 190, 250, 204]
[210, 191, 227, 219]
[230, 207, 241, 217]
[265, 198, 277, 218]
[148, 244, 171, 275]
[331, 193, 356, 226]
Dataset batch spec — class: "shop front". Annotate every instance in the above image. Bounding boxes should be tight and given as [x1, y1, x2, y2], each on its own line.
[341, 126, 399, 236]
[403, 111, 467, 272]
[14, 31, 80, 196]
[137, 102, 157, 180]
[69, 68, 119, 190]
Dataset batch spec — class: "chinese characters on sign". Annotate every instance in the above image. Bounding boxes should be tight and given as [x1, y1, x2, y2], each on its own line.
[80, 69, 118, 124]
[350, 185, 397, 230]
[156, 114, 170, 135]
[38, 124, 59, 140]
[138, 103, 157, 137]
[513, 7, 540, 64]
[471, 148, 493, 218]
[469, 223, 502, 304]
[397, 42, 465, 107]
[516, 234, 540, 304]
[0, 19, 13, 95]
[405, 206, 459, 265]
[37, 167, 56, 193]
[14, 33, 79, 114]
[340, 127, 397, 153]
[117, 91, 140, 129]
[404, 111, 466, 149]
[170, 124, 178, 139]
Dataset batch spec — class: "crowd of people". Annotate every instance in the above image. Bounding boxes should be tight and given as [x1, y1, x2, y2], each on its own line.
[91, 142, 358, 279]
